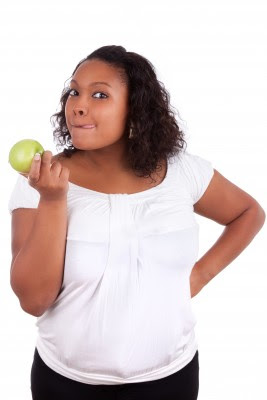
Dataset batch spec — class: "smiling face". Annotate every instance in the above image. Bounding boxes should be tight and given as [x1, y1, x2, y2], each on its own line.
[65, 59, 129, 154]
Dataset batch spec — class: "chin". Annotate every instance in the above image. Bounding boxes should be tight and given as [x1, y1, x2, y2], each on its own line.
[70, 139, 97, 151]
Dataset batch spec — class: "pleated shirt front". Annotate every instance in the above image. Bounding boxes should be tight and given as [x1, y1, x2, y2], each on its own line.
[8, 150, 214, 385]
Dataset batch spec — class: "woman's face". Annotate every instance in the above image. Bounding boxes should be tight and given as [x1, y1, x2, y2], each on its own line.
[65, 59, 129, 151]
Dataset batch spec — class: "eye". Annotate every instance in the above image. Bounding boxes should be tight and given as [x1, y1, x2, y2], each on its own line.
[68, 88, 78, 96]
[93, 92, 108, 99]
[67, 88, 108, 99]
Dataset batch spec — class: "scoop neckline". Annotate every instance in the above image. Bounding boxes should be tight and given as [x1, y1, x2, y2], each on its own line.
[68, 157, 171, 199]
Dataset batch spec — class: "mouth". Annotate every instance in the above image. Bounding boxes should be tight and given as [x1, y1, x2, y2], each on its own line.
[73, 125, 96, 129]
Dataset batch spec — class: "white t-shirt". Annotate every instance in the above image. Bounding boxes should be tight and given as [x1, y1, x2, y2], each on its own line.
[8, 150, 214, 385]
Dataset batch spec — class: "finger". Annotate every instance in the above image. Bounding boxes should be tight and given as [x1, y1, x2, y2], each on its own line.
[59, 167, 70, 180]
[28, 153, 42, 183]
[39, 150, 53, 177]
[19, 172, 28, 178]
[50, 161, 63, 176]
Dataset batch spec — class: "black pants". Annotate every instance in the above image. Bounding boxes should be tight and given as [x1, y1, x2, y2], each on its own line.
[31, 348, 199, 400]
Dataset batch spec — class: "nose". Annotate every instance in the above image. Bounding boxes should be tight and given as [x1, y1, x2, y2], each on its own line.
[73, 107, 88, 116]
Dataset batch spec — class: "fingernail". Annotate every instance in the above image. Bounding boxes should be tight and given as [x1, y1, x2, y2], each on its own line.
[34, 153, 41, 160]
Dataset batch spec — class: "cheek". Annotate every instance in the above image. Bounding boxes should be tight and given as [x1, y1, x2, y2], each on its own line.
[105, 102, 127, 123]
[104, 113, 126, 132]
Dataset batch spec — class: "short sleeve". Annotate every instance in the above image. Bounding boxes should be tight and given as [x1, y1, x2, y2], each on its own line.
[178, 151, 214, 204]
[8, 174, 40, 215]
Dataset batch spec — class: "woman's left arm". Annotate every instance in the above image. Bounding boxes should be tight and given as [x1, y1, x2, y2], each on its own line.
[190, 169, 266, 298]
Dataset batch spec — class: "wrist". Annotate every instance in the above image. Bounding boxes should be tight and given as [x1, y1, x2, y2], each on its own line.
[39, 197, 67, 207]
[192, 261, 212, 286]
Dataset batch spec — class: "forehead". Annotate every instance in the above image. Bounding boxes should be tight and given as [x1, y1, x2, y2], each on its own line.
[72, 59, 126, 87]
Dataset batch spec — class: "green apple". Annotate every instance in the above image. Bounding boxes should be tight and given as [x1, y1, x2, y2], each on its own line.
[9, 139, 45, 173]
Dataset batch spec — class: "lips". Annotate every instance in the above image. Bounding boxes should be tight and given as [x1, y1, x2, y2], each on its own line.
[74, 124, 95, 128]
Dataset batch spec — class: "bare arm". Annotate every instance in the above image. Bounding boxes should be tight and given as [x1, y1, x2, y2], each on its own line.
[10, 150, 70, 317]
[190, 169, 265, 297]
[11, 198, 68, 317]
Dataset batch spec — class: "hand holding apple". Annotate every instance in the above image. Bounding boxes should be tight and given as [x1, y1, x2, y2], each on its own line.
[25, 150, 70, 201]
[8, 139, 45, 173]
[9, 139, 70, 201]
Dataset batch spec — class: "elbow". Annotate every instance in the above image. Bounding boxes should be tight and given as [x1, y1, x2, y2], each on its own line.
[252, 203, 266, 228]
[10, 282, 42, 317]
[259, 206, 266, 223]
[10, 277, 53, 317]
[20, 300, 46, 317]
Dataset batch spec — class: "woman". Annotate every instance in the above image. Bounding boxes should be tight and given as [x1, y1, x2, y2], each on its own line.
[9, 45, 265, 400]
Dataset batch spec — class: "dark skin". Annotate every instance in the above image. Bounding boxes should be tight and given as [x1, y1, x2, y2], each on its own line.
[62, 58, 167, 189]
[64, 59, 132, 175]
[20, 59, 167, 191]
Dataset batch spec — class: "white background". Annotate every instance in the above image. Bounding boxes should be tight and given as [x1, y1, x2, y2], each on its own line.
[1, 0, 266, 398]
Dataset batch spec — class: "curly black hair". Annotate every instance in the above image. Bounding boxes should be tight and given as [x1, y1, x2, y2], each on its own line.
[50, 45, 187, 183]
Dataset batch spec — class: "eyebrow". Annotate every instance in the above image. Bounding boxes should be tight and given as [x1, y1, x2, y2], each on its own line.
[70, 79, 112, 88]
